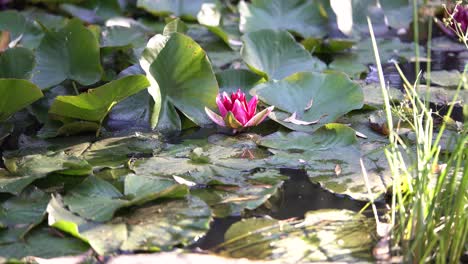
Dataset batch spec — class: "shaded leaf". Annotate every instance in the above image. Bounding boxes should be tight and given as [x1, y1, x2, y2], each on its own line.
[47, 194, 211, 255]
[241, 29, 326, 80]
[31, 19, 103, 89]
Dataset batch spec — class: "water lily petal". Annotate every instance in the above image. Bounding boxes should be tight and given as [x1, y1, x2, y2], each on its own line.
[244, 106, 274, 127]
[231, 99, 248, 125]
[205, 107, 226, 127]
[222, 92, 232, 110]
[216, 95, 228, 117]
[224, 111, 243, 129]
[247, 95, 258, 118]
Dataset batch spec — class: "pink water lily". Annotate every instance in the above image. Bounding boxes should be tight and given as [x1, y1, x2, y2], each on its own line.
[205, 89, 274, 130]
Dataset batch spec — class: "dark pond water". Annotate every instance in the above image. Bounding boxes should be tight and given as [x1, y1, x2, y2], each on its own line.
[194, 168, 384, 250]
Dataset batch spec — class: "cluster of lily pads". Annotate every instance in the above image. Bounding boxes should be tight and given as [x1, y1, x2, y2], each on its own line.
[0, 0, 466, 262]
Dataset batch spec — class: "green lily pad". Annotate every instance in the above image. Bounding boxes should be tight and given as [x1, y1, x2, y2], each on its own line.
[239, 0, 328, 38]
[0, 47, 35, 79]
[197, 3, 242, 48]
[81, 133, 163, 168]
[63, 175, 188, 222]
[0, 227, 89, 260]
[0, 188, 49, 240]
[131, 137, 267, 186]
[241, 29, 326, 80]
[193, 169, 286, 217]
[60, 0, 122, 24]
[216, 69, 264, 96]
[218, 209, 376, 262]
[424, 70, 464, 88]
[137, 0, 214, 20]
[263, 122, 390, 201]
[1, 152, 92, 194]
[0, 79, 43, 122]
[140, 30, 218, 132]
[252, 72, 364, 132]
[101, 26, 147, 49]
[0, 188, 87, 260]
[258, 124, 358, 151]
[49, 75, 150, 123]
[380, 0, 413, 29]
[31, 19, 103, 89]
[47, 194, 211, 255]
[0, 10, 43, 50]
[329, 38, 424, 77]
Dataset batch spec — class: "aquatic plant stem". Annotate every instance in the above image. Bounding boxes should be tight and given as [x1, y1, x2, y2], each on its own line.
[413, 0, 420, 90]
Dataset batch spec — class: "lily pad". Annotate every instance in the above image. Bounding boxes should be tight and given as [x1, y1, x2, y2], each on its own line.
[258, 120, 390, 200]
[252, 72, 364, 132]
[0, 188, 88, 260]
[0, 10, 43, 49]
[0, 79, 43, 122]
[215, 69, 264, 96]
[137, 0, 214, 20]
[329, 38, 424, 77]
[63, 175, 188, 222]
[192, 169, 286, 217]
[424, 70, 464, 88]
[0, 47, 35, 79]
[101, 26, 147, 50]
[31, 19, 103, 89]
[241, 29, 326, 80]
[140, 31, 218, 132]
[0, 227, 89, 260]
[131, 137, 266, 186]
[0, 188, 49, 240]
[49, 75, 150, 123]
[239, 0, 328, 38]
[258, 124, 358, 151]
[218, 209, 376, 262]
[81, 133, 163, 168]
[47, 194, 212, 255]
[1, 152, 92, 194]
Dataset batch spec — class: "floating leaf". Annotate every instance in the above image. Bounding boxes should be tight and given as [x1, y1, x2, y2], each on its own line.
[0, 10, 43, 49]
[241, 29, 326, 80]
[330, 38, 424, 77]
[48, 194, 211, 255]
[252, 72, 363, 132]
[0, 188, 49, 240]
[49, 75, 149, 123]
[63, 175, 188, 222]
[424, 70, 464, 88]
[0, 227, 89, 260]
[137, 0, 214, 20]
[219, 209, 376, 262]
[216, 69, 264, 97]
[31, 19, 103, 89]
[1, 152, 91, 194]
[239, 0, 328, 38]
[258, 124, 357, 151]
[0, 79, 43, 122]
[192, 169, 286, 217]
[140, 31, 218, 132]
[0, 47, 35, 79]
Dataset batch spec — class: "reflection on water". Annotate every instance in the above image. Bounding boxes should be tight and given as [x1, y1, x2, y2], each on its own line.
[195, 168, 383, 250]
